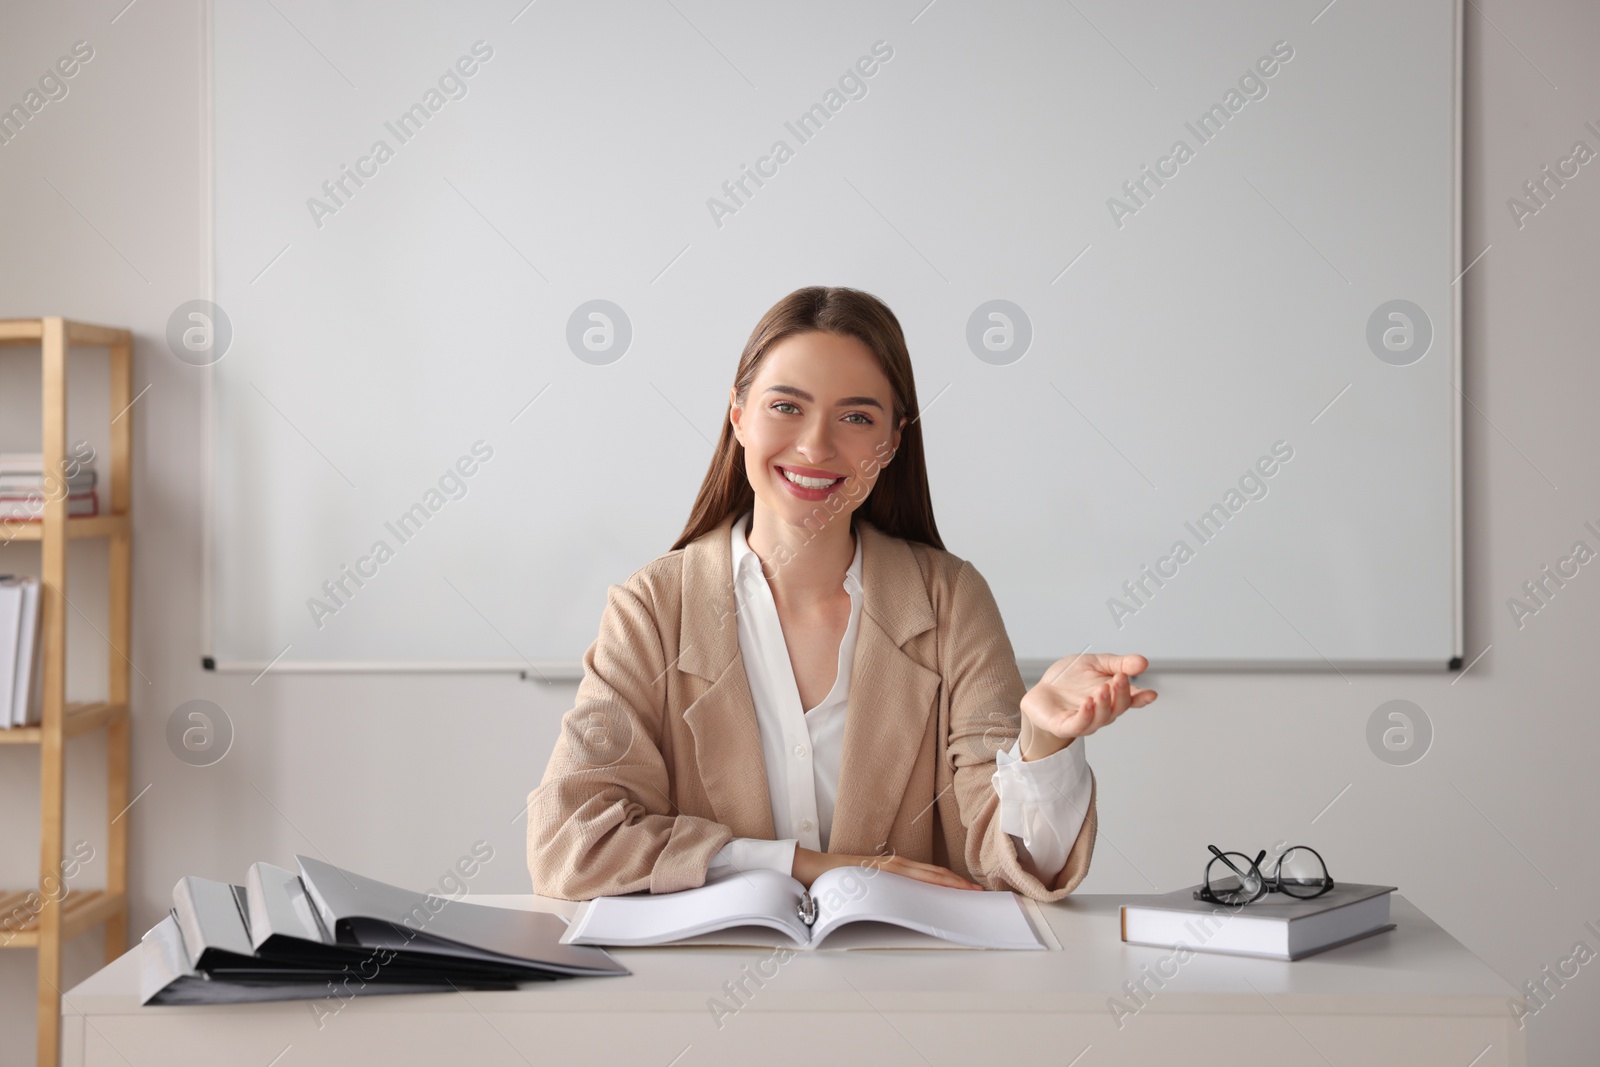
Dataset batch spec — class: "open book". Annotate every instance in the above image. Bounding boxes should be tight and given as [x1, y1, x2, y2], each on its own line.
[559, 866, 1049, 951]
[141, 855, 627, 1005]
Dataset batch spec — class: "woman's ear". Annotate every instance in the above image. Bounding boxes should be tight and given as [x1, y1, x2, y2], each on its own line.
[728, 386, 743, 445]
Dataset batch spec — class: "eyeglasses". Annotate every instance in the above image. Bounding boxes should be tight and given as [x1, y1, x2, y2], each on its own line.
[1193, 844, 1333, 906]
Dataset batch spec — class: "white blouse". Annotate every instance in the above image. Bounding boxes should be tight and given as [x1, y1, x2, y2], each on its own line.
[708, 512, 1093, 881]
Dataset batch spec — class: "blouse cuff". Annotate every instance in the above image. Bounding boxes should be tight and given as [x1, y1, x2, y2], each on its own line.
[991, 737, 1092, 880]
[709, 837, 800, 877]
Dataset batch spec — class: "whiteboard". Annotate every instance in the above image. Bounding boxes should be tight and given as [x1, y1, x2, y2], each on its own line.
[205, 0, 1462, 676]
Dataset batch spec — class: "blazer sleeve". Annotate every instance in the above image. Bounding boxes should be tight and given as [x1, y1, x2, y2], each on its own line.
[941, 559, 1097, 902]
[526, 571, 735, 900]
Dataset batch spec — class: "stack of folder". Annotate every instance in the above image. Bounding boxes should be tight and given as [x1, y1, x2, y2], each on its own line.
[140, 855, 628, 1005]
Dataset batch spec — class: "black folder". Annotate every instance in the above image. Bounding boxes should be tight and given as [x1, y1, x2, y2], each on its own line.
[140, 854, 627, 1005]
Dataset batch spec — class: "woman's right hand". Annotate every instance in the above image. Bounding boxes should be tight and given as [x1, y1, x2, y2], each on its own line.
[791, 846, 984, 891]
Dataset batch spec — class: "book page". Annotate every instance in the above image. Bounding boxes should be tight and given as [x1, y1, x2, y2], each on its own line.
[808, 919, 992, 951]
[560, 867, 812, 948]
[808, 866, 1044, 950]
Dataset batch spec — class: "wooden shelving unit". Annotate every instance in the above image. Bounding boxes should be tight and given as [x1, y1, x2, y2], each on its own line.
[0, 318, 132, 1067]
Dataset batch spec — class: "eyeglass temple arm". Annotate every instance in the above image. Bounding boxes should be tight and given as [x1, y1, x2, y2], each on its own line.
[1206, 845, 1267, 881]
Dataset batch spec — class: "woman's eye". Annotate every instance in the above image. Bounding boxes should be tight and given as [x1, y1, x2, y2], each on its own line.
[770, 401, 871, 425]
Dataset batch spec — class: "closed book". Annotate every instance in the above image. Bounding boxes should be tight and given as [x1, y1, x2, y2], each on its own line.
[0, 470, 96, 494]
[11, 579, 41, 729]
[0, 451, 92, 475]
[0, 579, 22, 729]
[0, 479, 96, 498]
[0, 490, 98, 520]
[1120, 882, 1397, 961]
[0, 453, 45, 475]
[11, 578, 41, 727]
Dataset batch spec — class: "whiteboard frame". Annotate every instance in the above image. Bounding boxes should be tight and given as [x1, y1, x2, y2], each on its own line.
[197, 0, 1465, 679]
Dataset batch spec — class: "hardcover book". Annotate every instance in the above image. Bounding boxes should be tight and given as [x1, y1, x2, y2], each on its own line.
[1120, 882, 1397, 961]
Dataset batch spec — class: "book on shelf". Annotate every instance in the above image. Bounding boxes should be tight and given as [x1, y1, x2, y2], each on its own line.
[0, 472, 96, 495]
[0, 453, 52, 476]
[558, 865, 1050, 951]
[0, 447, 99, 520]
[1119, 882, 1398, 961]
[0, 489, 98, 520]
[0, 448, 96, 485]
[0, 575, 42, 728]
[140, 855, 629, 1006]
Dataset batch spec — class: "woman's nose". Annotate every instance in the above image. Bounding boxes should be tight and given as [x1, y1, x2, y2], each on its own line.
[796, 418, 835, 457]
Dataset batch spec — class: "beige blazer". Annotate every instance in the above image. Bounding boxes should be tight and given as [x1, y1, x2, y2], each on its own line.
[525, 511, 1097, 902]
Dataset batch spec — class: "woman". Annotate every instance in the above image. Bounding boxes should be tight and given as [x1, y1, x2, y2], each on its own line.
[527, 286, 1156, 902]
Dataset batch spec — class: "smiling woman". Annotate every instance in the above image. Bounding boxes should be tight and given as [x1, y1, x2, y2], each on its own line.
[714, 332, 914, 567]
[673, 288, 935, 559]
[526, 286, 1155, 903]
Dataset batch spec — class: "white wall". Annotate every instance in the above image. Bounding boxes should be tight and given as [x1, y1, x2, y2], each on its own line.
[1, 2, 1596, 1065]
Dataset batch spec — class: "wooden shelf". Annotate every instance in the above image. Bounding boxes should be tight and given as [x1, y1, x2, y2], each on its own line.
[0, 319, 130, 348]
[0, 513, 129, 542]
[0, 889, 127, 950]
[0, 320, 44, 344]
[0, 702, 127, 745]
[1, 315, 133, 1066]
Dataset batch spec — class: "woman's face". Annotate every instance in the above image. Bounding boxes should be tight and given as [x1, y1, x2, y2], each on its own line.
[730, 330, 906, 531]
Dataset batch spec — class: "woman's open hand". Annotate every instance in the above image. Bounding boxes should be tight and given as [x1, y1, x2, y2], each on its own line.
[790, 846, 983, 891]
[1019, 652, 1157, 754]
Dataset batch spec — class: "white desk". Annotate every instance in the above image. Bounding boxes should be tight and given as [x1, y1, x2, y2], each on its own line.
[62, 894, 1525, 1067]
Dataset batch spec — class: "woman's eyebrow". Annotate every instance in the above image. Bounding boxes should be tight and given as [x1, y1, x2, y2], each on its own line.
[764, 384, 884, 411]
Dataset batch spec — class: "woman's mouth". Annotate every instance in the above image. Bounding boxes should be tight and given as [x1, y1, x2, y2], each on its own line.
[775, 464, 845, 500]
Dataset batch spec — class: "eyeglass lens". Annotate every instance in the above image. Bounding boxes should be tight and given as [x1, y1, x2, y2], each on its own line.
[1270, 846, 1330, 897]
[1204, 852, 1265, 904]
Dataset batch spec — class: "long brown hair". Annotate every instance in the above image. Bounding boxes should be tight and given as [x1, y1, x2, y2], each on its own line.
[671, 286, 943, 552]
